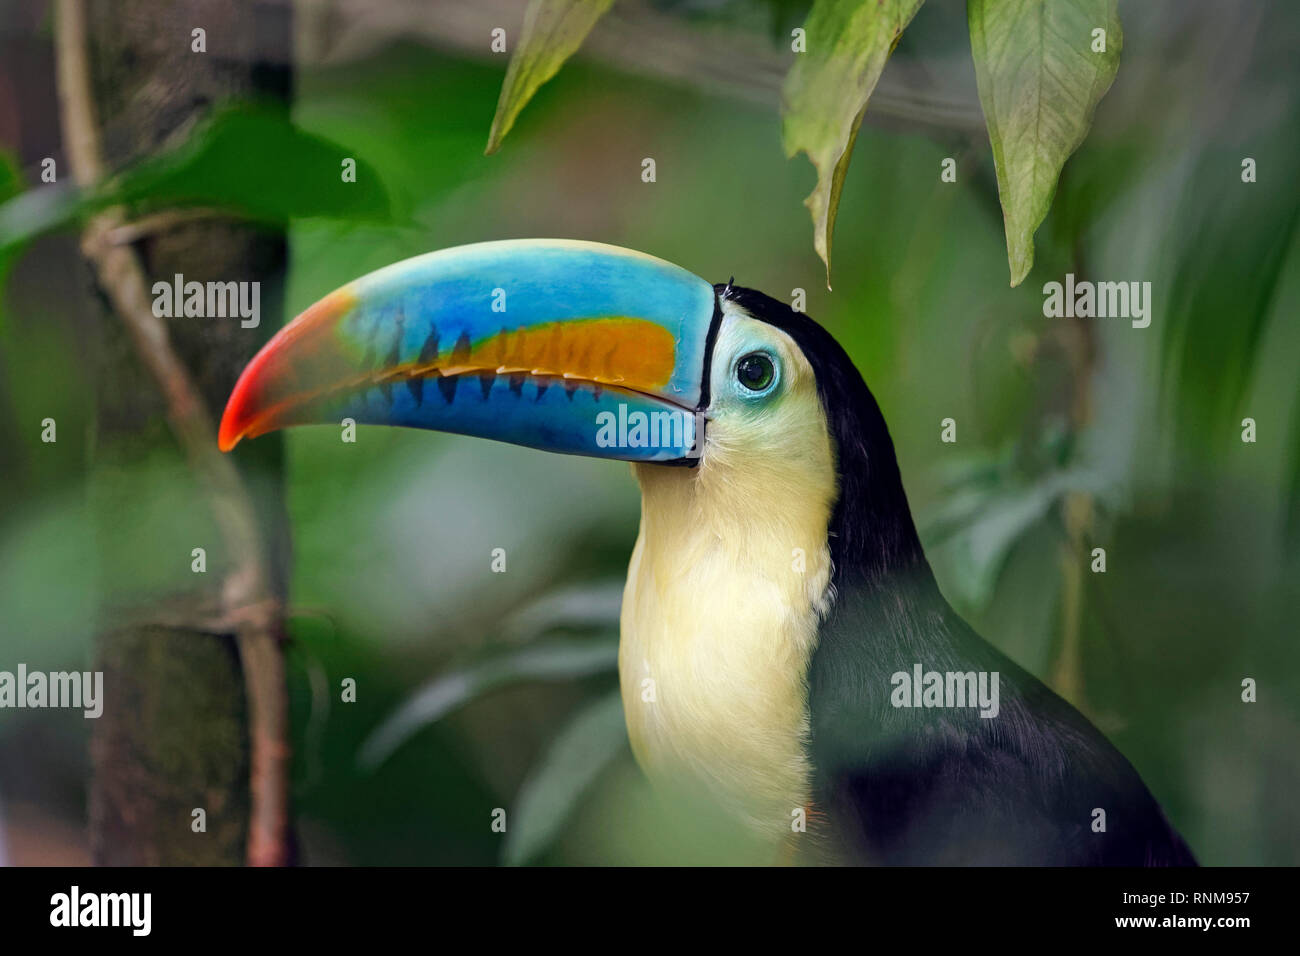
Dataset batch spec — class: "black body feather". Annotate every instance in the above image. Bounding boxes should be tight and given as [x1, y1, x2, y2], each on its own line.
[719, 285, 1196, 866]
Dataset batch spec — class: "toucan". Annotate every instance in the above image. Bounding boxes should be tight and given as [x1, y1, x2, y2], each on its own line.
[220, 239, 1196, 866]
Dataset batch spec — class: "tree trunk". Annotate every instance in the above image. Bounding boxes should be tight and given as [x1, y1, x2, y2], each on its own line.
[63, 0, 293, 866]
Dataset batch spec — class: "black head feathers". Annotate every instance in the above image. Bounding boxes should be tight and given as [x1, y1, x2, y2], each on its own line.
[715, 284, 931, 589]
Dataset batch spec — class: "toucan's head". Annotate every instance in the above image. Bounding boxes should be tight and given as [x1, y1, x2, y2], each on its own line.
[220, 240, 923, 584]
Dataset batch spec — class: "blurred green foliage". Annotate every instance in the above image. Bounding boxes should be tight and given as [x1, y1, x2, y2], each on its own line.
[0, 106, 394, 258]
[1, 1, 1298, 864]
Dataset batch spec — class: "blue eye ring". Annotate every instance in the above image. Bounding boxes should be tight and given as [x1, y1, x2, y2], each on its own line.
[733, 351, 779, 396]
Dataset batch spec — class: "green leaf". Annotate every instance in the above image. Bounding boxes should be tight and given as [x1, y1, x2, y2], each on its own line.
[356, 637, 618, 769]
[485, 0, 615, 155]
[782, 0, 925, 286]
[1159, 147, 1300, 448]
[0, 151, 25, 336]
[0, 105, 392, 254]
[0, 152, 20, 204]
[117, 106, 394, 223]
[0, 184, 81, 255]
[927, 466, 1101, 608]
[968, 0, 1122, 286]
[502, 689, 627, 866]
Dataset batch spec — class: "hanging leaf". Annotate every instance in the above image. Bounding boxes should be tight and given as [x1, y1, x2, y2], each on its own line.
[485, 0, 615, 155]
[782, 0, 926, 286]
[502, 689, 627, 866]
[356, 637, 618, 770]
[968, 0, 1122, 286]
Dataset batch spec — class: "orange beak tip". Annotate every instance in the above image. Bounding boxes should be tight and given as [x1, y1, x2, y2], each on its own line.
[219, 384, 255, 452]
[217, 413, 241, 452]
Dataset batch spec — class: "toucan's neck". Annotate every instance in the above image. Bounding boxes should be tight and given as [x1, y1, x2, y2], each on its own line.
[630, 419, 838, 617]
[623, 452, 834, 834]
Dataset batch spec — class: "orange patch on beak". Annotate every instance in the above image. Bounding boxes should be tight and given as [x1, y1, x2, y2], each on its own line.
[414, 317, 677, 390]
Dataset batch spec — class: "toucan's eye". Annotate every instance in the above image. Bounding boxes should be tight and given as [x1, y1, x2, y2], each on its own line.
[735, 352, 776, 393]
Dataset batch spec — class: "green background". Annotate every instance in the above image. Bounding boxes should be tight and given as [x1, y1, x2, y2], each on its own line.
[1, 0, 1297, 864]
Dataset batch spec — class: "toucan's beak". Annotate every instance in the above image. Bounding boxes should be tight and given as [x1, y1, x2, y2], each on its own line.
[219, 240, 718, 461]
